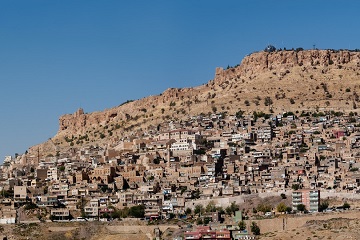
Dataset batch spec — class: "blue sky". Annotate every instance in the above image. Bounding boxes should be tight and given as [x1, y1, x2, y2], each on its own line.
[1, 0, 359, 159]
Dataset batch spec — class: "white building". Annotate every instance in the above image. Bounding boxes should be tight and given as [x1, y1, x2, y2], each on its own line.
[170, 139, 197, 151]
[47, 167, 58, 180]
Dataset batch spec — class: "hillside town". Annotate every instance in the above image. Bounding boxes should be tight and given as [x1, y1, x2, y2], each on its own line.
[1, 109, 360, 239]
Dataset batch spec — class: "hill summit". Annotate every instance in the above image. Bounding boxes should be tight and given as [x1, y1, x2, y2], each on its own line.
[30, 49, 360, 155]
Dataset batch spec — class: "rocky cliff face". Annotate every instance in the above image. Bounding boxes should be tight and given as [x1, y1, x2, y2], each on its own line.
[214, 50, 360, 85]
[28, 49, 360, 155]
[57, 86, 201, 136]
[59, 49, 360, 135]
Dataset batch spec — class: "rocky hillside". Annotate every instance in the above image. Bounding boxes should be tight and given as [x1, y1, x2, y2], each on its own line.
[28, 49, 360, 156]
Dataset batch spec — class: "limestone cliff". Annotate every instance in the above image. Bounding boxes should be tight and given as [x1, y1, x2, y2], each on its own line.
[28, 49, 360, 156]
[214, 50, 360, 84]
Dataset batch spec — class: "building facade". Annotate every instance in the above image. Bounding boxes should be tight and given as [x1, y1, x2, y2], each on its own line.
[292, 189, 320, 212]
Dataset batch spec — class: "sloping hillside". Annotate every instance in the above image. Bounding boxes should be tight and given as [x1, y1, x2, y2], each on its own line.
[29, 49, 360, 155]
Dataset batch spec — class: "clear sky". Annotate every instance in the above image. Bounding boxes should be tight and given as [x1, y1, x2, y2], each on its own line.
[1, 0, 359, 160]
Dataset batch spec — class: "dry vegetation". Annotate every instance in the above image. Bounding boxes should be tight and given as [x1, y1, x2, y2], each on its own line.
[260, 217, 360, 240]
[1, 211, 360, 240]
[29, 49, 360, 164]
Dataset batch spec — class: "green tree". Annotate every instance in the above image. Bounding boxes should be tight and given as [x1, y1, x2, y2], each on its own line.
[185, 207, 192, 215]
[276, 202, 288, 213]
[236, 110, 245, 118]
[225, 202, 239, 216]
[238, 220, 246, 231]
[319, 201, 329, 212]
[110, 208, 121, 219]
[205, 201, 217, 213]
[203, 217, 211, 225]
[119, 207, 130, 218]
[194, 204, 204, 216]
[251, 222, 260, 235]
[257, 203, 271, 213]
[343, 202, 350, 209]
[101, 212, 110, 219]
[216, 206, 225, 215]
[129, 205, 145, 218]
[296, 204, 306, 212]
[286, 207, 292, 213]
[58, 166, 65, 172]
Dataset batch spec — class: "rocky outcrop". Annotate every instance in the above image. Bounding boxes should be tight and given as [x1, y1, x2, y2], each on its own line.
[52, 49, 360, 143]
[57, 88, 199, 135]
[214, 50, 360, 85]
[59, 108, 124, 134]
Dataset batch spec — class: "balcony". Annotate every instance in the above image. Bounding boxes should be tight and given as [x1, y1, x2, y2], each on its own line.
[309, 193, 319, 197]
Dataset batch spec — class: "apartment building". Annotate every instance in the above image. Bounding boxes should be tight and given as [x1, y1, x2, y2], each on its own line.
[13, 186, 27, 204]
[84, 199, 99, 219]
[292, 189, 320, 212]
[51, 208, 70, 221]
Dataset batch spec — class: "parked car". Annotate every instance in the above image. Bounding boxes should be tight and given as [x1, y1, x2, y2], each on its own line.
[265, 212, 273, 217]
